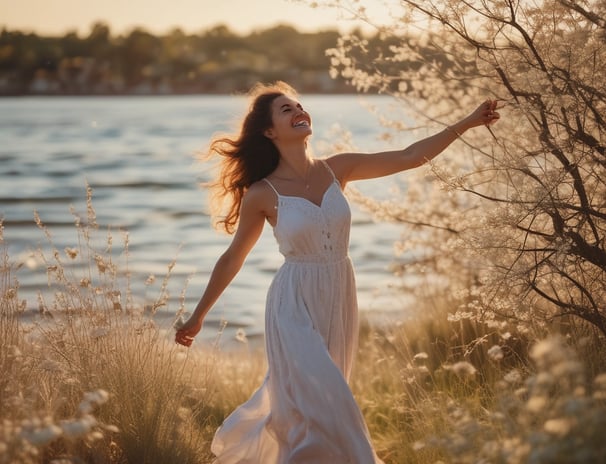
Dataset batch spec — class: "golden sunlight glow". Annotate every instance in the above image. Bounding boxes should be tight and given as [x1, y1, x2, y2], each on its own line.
[0, 0, 387, 34]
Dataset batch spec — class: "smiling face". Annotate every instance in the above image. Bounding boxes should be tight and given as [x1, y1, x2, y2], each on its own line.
[264, 95, 312, 142]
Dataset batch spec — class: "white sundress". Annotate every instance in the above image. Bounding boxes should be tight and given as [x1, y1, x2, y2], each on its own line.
[211, 162, 384, 464]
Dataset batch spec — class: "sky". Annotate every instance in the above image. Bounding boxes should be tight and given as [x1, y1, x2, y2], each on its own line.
[0, 0, 385, 36]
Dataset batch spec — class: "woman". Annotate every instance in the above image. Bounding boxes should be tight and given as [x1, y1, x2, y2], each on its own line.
[175, 81, 500, 463]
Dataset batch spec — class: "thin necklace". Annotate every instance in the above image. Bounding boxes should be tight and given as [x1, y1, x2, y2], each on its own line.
[275, 160, 313, 188]
[303, 162, 311, 189]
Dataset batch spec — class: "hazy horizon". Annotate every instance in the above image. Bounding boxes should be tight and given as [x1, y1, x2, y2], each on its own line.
[0, 0, 392, 36]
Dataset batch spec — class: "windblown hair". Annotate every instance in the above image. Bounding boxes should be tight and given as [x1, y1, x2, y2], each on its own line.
[206, 81, 297, 234]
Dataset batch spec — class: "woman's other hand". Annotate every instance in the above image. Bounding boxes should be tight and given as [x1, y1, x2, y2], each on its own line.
[174, 315, 203, 347]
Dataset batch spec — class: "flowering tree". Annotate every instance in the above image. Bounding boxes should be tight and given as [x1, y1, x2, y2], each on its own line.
[314, 0, 606, 335]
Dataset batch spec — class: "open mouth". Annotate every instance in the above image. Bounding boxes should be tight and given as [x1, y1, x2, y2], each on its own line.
[293, 119, 310, 128]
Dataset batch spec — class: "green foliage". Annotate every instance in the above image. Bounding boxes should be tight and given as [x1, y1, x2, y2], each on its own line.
[0, 23, 351, 95]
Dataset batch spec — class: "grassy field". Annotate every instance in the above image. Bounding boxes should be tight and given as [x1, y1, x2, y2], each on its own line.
[2, 197, 606, 463]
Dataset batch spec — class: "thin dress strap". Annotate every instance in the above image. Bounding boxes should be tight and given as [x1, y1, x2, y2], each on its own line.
[262, 178, 280, 197]
[319, 159, 338, 184]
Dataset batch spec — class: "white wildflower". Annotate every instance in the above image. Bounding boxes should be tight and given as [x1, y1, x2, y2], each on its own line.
[487, 345, 504, 361]
[104, 424, 120, 433]
[64, 247, 78, 259]
[530, 337, 567, 368]
[21, 424, 62, 446]
[544, 418, 572, 437]
[526, 395, 548, 413]
[504, 369, 522, 384]
[235, 328, 247, 343]
[447, 361, 477, 378]
[447, 311, 474, 322]
[176, 407, 191, 421]
[593, 373, 606, 400]
[61, 415, 97, 438]
[89, 431, 104, 441]
[78, 389, 109, 414]
[412, 440, 425, 451]
[94, 255, 107, 273]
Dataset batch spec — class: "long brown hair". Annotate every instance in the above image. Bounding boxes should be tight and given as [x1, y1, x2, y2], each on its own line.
[206, 81, 297, 234]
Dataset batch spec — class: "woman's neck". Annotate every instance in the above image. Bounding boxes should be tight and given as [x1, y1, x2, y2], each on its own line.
[274, 143, 312, 180]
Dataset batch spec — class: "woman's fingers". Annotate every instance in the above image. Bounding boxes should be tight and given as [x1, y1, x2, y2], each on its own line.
[484, 99, 500, 124]
[175, 329, 195, 347]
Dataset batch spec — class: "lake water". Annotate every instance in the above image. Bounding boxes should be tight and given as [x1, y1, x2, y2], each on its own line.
[0, 95, 415, 343]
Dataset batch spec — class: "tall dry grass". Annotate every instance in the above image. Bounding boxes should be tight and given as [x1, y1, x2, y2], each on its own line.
[2, 192, 606, 463]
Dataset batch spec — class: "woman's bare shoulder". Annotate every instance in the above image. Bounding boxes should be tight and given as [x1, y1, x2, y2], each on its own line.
[244, 179, 276, 213]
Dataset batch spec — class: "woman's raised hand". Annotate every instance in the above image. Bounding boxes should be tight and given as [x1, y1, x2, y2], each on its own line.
[467, 99, 501, 128]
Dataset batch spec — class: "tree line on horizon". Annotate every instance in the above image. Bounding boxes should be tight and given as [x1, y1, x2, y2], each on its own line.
[0, 22, 418, 96]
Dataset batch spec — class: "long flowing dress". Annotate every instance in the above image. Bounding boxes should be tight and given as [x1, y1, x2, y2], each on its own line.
[211, 163, 383, 464]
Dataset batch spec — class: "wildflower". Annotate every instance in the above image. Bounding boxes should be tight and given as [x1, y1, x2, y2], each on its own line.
[64, 247, 78, 259]
[94, 255, 107, 273]
[593, 373, 606, 400]
[412, 441, 425, 451]
[526, 395, 548, 413]
[544, 418, 572, 437]
[4, 288, 16, 299]
[530, 337, 568, 368]
[487, 345, 504, 361]
[61, 415, 97, 438]
[447, 361, 477, 378]
[504, 368, 522, 384]
[21, 424, 62, 446]
[79, 278, 90, 288]
[104, 424, 119, 433]
[447, 311, 474, 322]
[176, 407, 191, 421]
[235, 328, 248, 343]
[89, 431, 104, 441]
[78, 389, 109, 414]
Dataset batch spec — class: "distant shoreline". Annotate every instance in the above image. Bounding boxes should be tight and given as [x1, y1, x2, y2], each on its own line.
[0, 90, 363, 98]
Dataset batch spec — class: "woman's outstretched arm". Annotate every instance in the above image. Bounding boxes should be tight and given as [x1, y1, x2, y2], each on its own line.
[175, 186, 268, 347]
[328, 100, 500, 184]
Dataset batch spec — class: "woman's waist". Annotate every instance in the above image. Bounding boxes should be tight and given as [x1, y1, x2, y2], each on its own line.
[282, 251, 350, 265]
